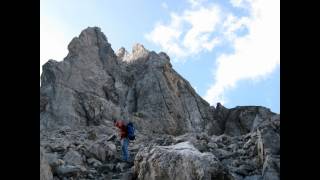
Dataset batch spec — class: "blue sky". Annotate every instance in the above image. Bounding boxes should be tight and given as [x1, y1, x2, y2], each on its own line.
[41, 0, 280, 113]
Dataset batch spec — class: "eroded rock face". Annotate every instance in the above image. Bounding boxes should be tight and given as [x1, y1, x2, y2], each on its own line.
[40, 27, 280, 180]
[214, 104, 278, 136]
[40, 26, 218, 136]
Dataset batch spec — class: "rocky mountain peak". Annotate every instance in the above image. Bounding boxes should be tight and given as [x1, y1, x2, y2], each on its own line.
[67, 27, 109, 55]
[40, 27, 280, 180]
[132, 43, 148, 56]
[116, 43, 150, 63]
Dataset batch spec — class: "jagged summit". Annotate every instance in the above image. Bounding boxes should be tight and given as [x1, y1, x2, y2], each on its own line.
[115, 47, 128, 59]
[115, 43, 150, 63]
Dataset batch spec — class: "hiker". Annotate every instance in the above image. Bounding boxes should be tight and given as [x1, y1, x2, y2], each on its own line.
[114, 119, 130, 162]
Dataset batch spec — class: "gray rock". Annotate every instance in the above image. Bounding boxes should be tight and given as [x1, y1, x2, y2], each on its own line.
[87, 158, 102, 167]
[40, 26, 279, 136]
[63, 149, 84, 166]
[87, 140, 116, 162]
[40, 27, 220, 136]
[55, 165, 86, 177]
[41, 27, 120, 130]
[116, 162, 128, 172]
[133, 141, 231, 180]
[244, 175, 262, 180]
[212, 148, 233, 159]
[98, 163, 115, 174]
[208, 142, 218, 149]
[40, 147, 53, 180]
[40, 92, 49, 113]
[120, 167, 134, 180]
[259, 124, 280, 155]
[262, 155, 280, 180]
[45, 152, 64, 167]
[214, 105, 277, 136]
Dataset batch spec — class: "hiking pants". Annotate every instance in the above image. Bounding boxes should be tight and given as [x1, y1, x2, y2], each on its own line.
[121, 138, 129, 161]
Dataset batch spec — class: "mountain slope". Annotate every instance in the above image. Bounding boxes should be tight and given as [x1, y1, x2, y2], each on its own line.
[40, 27, 280, 180]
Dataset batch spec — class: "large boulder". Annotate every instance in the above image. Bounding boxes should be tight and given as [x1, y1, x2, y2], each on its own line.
[133, 141, 231, 180]
[87, 139, 117, 162]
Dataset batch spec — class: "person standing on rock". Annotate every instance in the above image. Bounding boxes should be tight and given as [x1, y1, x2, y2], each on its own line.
[114, 119, 130, 162]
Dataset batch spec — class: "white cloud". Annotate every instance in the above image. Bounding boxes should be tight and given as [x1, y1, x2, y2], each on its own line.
[145, 3, 222, 60]
[204, 0, 280, 105]
[222, 14, 250, 41]
[187, 0, 208, 8]
[182, 6, 221, 54]
[230, 0, 251, 9]
[145, 13, 185, 58]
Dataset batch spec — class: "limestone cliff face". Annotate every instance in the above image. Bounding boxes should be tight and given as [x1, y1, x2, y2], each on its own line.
[40, 27, 280, 180]
[40, 27, 219, 136]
